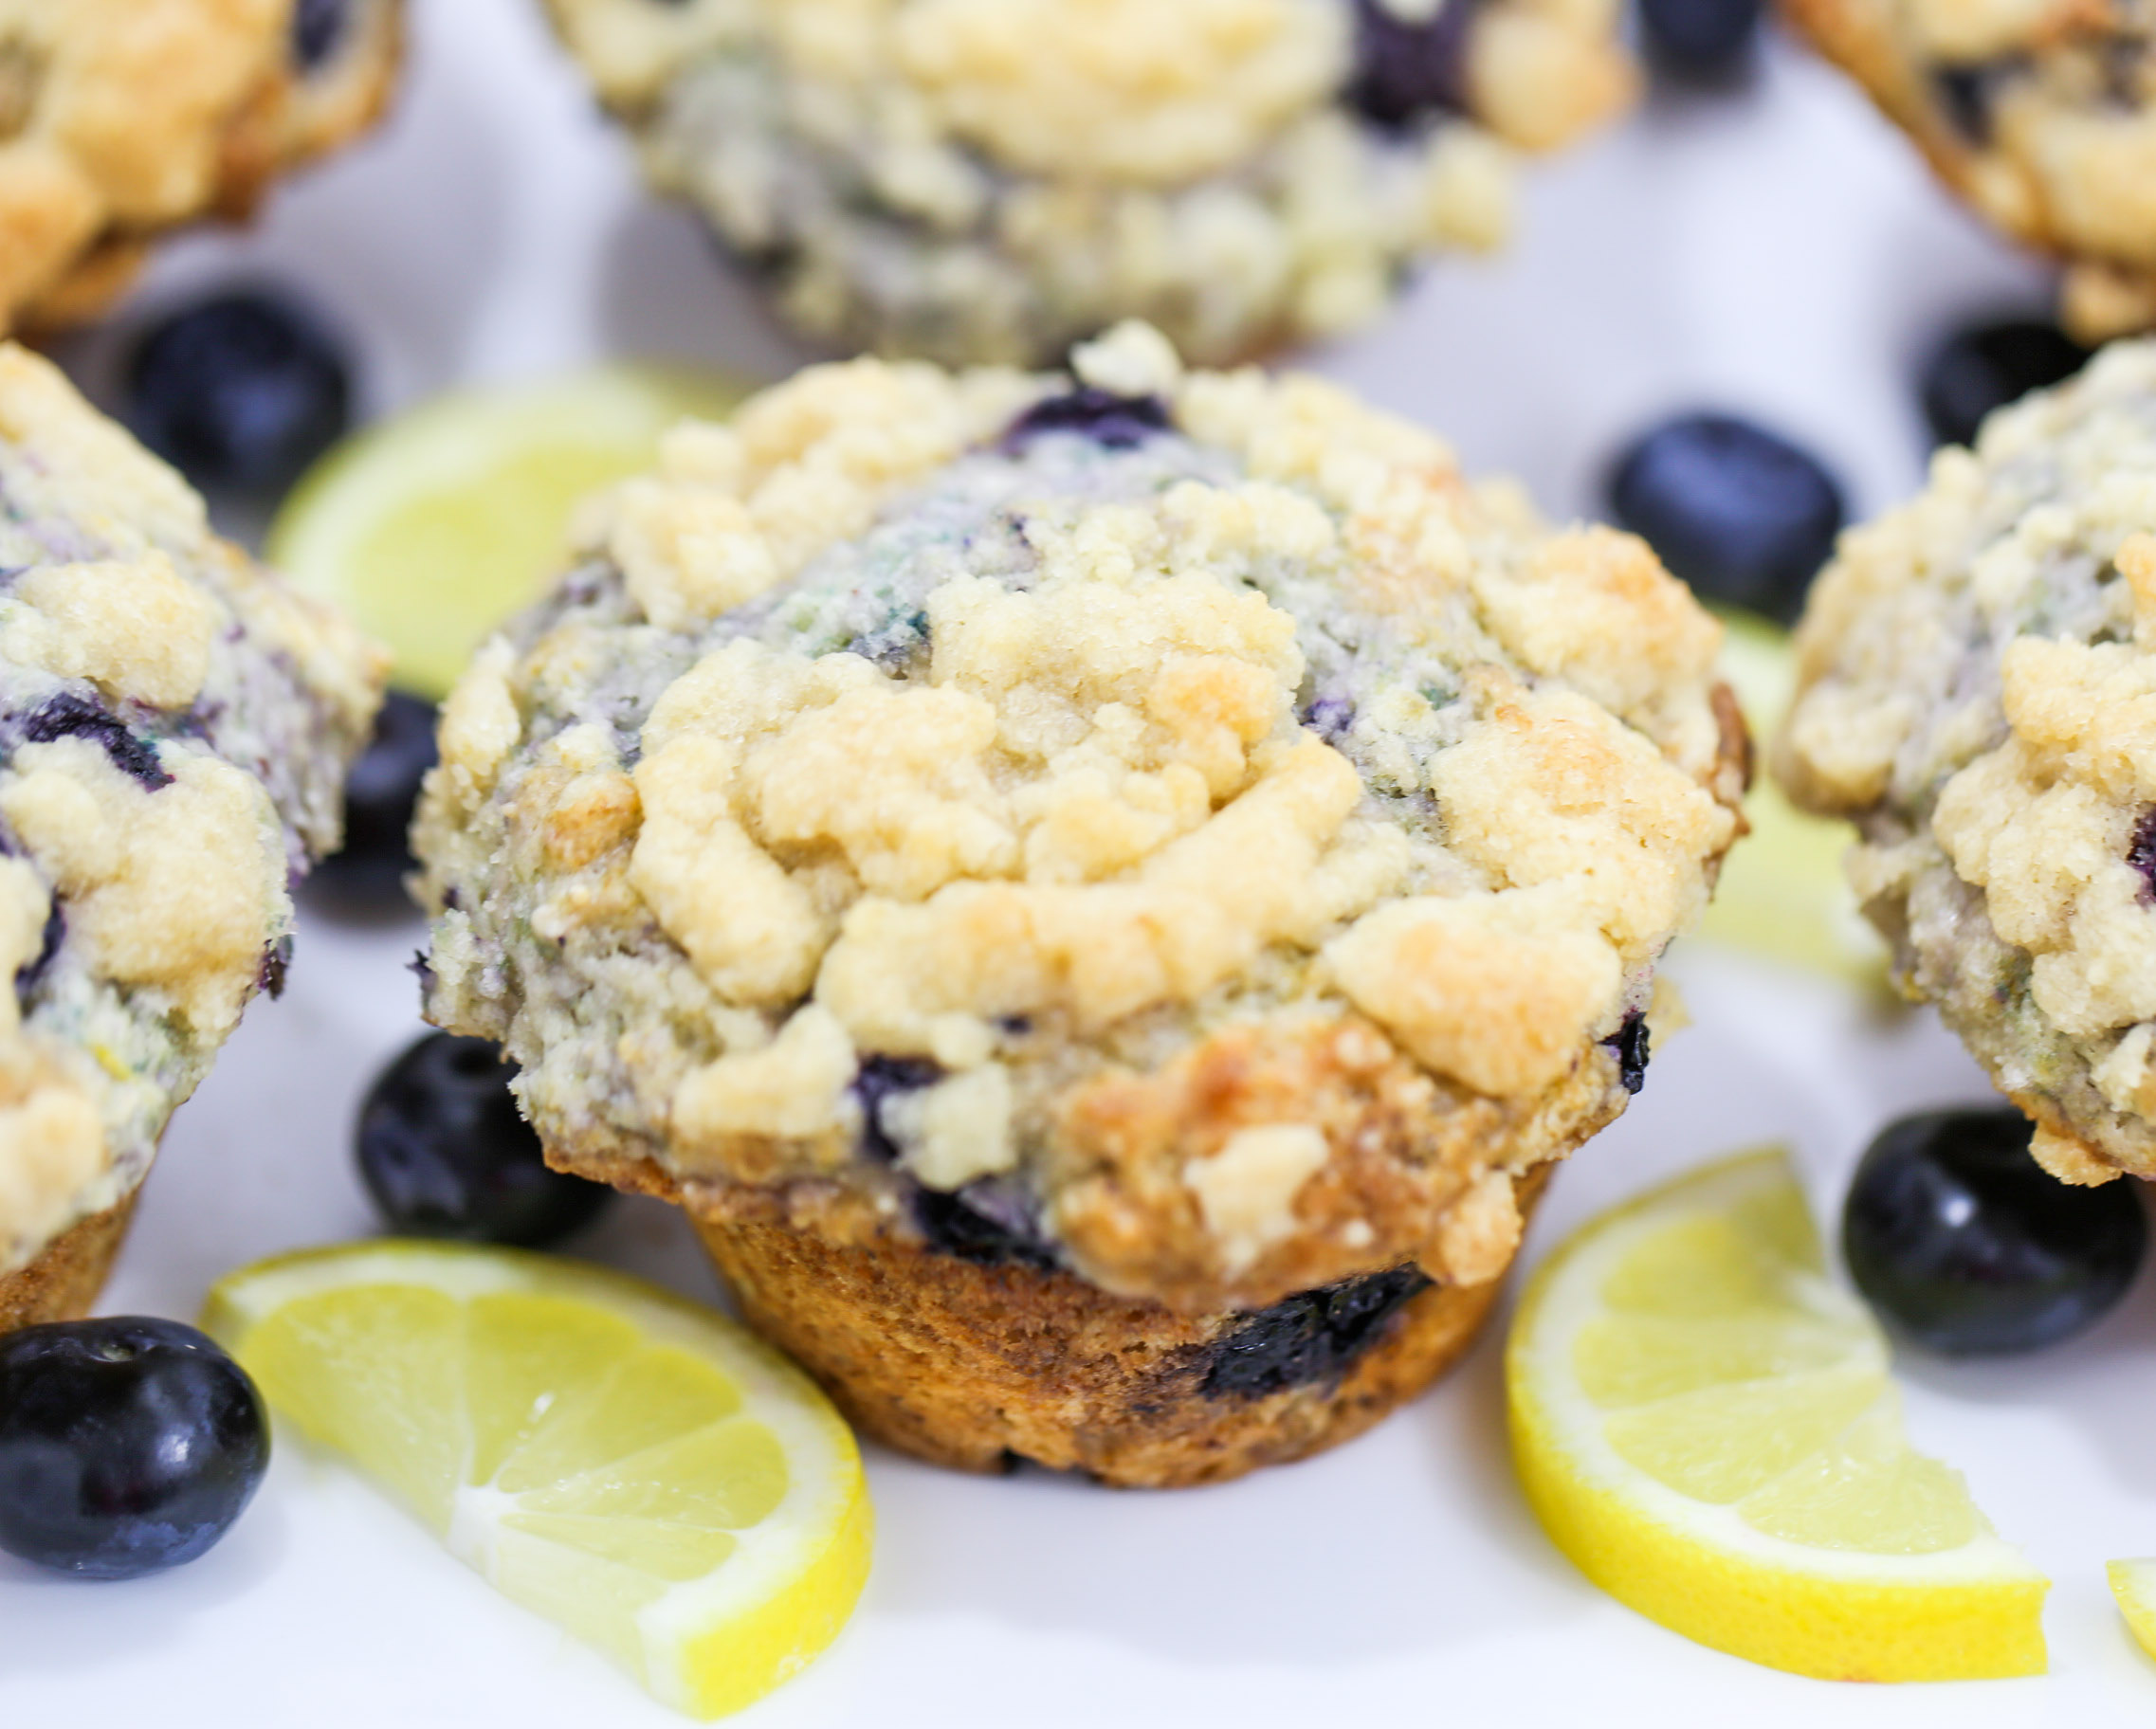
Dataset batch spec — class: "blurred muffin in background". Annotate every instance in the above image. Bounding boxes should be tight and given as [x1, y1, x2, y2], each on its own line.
[0, 0, 404, 334]
[1784, 0, 2156, 341]
[541, 0, 1635, 366]
[1777, 339, 2156, 1186]
[0, 343, 385, 1330]
[411, 322, 1746, 1485]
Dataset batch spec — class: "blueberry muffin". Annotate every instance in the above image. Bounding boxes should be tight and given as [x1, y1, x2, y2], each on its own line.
[0, 342, 385, 1328]
[539, 0, 1636, 367]
[0, 0, 404, 334]
[1779, 338, 2156, 1186]
[413, 323, 1746, 1485]
[1784, 0, 2156, 341]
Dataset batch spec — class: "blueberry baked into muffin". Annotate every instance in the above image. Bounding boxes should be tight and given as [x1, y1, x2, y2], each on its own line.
[0, 0, 404, 334]
[414, 323, 1746, 1486]
[540, 0, 1636, 367]
[1784, 0, 2156, 341]
[1779, 339, 2156, 1186]
[0, 343, 385, 1329]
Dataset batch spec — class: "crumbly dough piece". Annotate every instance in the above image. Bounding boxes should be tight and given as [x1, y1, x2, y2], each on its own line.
[0, 342, 384, 1278]
[1784, 0, 2156, 342]
[1779, 337, 2156, 1180]
[416, 323, 1743, 1312]
[0, 0, 404, 334]
[539, 0, 1635, 365]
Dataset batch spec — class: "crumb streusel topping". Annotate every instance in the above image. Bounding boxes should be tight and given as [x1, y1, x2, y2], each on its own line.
[417, 325, 1742, 1312]
[0, 343, 384, 1275]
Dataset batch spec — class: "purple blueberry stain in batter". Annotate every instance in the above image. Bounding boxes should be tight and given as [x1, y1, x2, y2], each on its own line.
[14, 900, 60, 1005]
[852, 1055, 942, 1164]
[256, 936, 292, 1000]
[1602, 1010, 1651, 1094]
[22, 693, 172, 791]
[1301, 692, 1356, 743]
[2129, 809, 2156, 903]
[999, 389, 1170, 455]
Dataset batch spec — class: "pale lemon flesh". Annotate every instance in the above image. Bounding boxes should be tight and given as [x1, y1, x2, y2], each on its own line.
[2109, 1559, 2156, 1660]
[1507, 1149, 2046, 1682]
[268, 366, 751, 699]
[204, 1242, 869, 1719]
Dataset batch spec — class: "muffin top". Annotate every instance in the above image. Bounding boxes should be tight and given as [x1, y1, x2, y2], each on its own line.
[415, 325, 1743, 1312]
[0, 0, 403, 333]
[1779, 338, 2156, 1185]
[540, 0, 1635, 365]
[1784, 0, 2156, 338]
[0, 342, 384, 1278]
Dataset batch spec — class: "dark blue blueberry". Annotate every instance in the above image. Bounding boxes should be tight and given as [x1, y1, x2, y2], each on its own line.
[1842, 1105, 2146, 1356]
[914, 1180, 1059, 1270]
[852, 1056, 941, 1164]
[1919, 318, 2088, 451]
[356, 1034, 608, 1247]
[306, 691, 439, 912]
[15, 900, 62, 1003]
[256, 935, 291, 1000]
[999, 388, 1169, 454]
[1607, 412, 1847, 626]
[2132, 809, 2156, 904]
[1344, 0, 1478, 128]
[1200, 1265, 1432, 1398]
[23, 693, 172, 790]
[1639, 0, 1763, 82]
[0, 1318, 268, 1579]
[124, 290, 352, 499]
[1603, 1010, 1651, 1095]
[1931, 61, 2018, 145]
[291, 0, 348, 69]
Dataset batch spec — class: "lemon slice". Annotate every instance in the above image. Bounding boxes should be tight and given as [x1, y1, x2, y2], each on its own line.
[1694, 611, 1888, 984]
[1507, 1149, 2046, 1682]
[268, 366, 753, 699]
[204, 1243, 870, 1719]
[2109, 1559, 2156, 1659]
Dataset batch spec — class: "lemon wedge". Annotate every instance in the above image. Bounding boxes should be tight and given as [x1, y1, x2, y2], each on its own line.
[2109, 1559, 2156, 1660]
[204, 1242, 870, 1718]
[268, 366, 752, 699]
[1507, 1149, 2046, 1681]
[1694, 611, 1888, 984]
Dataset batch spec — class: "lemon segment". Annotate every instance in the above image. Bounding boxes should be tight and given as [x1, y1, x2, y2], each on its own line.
[1694, 611, 1889, 984]
[268, 367, 752, 699]
[2109, 1559, 2156, 1660]
[1507, 1149, 2047, 1682]
[204, 1243, 870, 1719]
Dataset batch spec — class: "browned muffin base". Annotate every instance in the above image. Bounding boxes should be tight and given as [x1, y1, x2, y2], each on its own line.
[696, 1209, 1518, 1487]
[0, 1194, 137, 1334]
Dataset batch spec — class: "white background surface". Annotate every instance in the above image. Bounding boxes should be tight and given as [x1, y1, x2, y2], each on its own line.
[7, 0, 2155, 1721]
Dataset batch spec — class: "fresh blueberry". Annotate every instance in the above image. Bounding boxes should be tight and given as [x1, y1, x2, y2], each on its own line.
[291, 0, 348, 69]
[1607, 412, 1847, 626]
[1919, 318, 2088, 451]
[0, 1318, 269, 1579]
[1842, 1105, 2146, 1356]
[124, 290, 352, 499]
[1639, 0, 1763, 82]
[306, 691, 438, 912]
[356, 1033, 608, 1247]
[1344, 0, 1478, 127]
